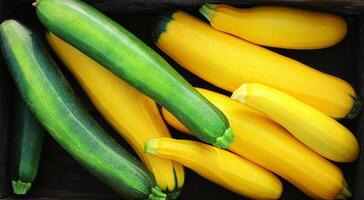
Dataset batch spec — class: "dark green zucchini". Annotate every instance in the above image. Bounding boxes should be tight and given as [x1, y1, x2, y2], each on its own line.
[0, 19, 166, 200]
[35, 0, 234, 148]
[10, 93, 44, 195]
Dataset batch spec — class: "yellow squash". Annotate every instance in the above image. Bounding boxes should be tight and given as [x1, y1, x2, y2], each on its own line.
[47, 33, 184, 197]
[145, 138, 282, 199]
[153, 11, 359, 119]
[162, 88, 351, 199]
[200, 4, 347, 49]
[232, 83, 359, 162]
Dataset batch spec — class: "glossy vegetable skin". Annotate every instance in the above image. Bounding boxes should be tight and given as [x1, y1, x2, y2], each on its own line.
[145, 138, 283, 199]
[200, 4, 347, 49]
[232, 83, 359, 162]
[10, 93, 44, 195]
[0, 19, 166, 200]
[47, 33, 184, 198]
[162, 88, 351, 199]
[35, 0, 233, 148]
[152, 10, 359, 119]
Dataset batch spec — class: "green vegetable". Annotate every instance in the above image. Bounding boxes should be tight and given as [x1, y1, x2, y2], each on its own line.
[0, 19, 166, 200]
[10, 93, 44, 195]
[34, 0, 234, 148]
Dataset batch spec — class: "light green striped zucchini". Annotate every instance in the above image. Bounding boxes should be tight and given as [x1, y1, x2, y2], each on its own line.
[0, 19, 166, 200]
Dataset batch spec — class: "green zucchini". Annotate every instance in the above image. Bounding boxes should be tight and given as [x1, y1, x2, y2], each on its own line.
[10, 93, 44, 195]
[0, 19, 166, 200]
[34, 0, 234, 148]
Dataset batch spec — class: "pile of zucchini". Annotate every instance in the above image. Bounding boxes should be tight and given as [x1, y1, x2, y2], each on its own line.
[0, 0, 360, 199]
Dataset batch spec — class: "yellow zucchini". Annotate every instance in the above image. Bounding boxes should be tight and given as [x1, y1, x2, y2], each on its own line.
[46, 33, 184, 197]
[231, 83, 359, 162]
[200, 4, 347, 49]
[145, 138, 282, 199]
[152, 11, 359, 119]
[162, 88, 351, 199]
[37, 0, 233, 149]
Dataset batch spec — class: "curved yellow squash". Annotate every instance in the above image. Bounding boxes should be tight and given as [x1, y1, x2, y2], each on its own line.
[232, 83, 359, 162]
[47, 33, 184, 196]
[162, 88, 350, 199]
[200, 4, 347, 49]
[145, 138, 282, 199]
[154, 11, 359, 119]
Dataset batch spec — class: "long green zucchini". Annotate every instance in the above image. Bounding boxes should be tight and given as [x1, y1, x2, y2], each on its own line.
[10, 93, 44, 195]
[34, 0, 234, 148]
[0, 19, 166, 200]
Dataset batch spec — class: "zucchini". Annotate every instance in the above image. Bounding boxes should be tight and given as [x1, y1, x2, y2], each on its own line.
[46, 33, 185, 198]
[10, 93, 44, 195]
[34, 0, 234, 148]
[151, 10, 358, 119]
[0, 19, 166, 200]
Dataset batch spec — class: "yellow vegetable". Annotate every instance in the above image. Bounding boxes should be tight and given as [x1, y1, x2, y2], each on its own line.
[200, 4, 347, 49]
[145, 138, 282, 199]
[153, 10, 359, 119]
[46, 33, 184, 197]
[232, 83, 359, 162]
[162, 88, 351, 199]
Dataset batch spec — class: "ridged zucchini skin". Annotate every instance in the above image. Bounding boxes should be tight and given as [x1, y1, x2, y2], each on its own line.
[152, 10, 359, 119]
[35, 0, 234, 148]
[46, 33, 185, 198]
[0, 19, 166, 200]
[162, 88, 351, 199]
[232, 83, 359, 162]
[144, 138, 283, 199]
[10, 93, 44, 195]
[199, 4, 348, 50]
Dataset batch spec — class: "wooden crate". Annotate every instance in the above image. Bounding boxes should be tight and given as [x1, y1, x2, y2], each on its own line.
[0, 0, 364, 199]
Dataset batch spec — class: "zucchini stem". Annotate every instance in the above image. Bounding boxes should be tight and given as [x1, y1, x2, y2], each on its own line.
[148, 186, 167, 200]
[145, 139, 159, 155]
[151, 12, 174, 43]
[213, 127, 234, 148]
[167, 188, 181, 200]
[231, 83, 248, 104]
[199, 3, 217, 22]
[345, 95, 361, 119]
[336, 180, 351, 199]
[12, 180, 31, 195]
